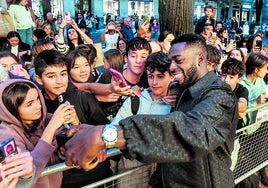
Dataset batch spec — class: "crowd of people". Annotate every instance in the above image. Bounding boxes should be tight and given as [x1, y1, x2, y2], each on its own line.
[0, 0, 268, 187]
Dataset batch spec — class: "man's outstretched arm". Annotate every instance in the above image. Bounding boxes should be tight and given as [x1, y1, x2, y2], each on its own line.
[65, 124, 126, 171]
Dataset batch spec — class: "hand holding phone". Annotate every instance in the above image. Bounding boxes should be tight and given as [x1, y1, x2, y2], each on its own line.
[64, 12, 71, 21]
[109, 68, 128, 87]
[0, 138, 18, 163]
[58, 95, 72, 129]
[10, 64, 23, 75]
[167, 81, 179, 96]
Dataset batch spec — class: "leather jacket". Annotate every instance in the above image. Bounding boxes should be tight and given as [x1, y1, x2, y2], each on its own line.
[120, 72, 238, 188]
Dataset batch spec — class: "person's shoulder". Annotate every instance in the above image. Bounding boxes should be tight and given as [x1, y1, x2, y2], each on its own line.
[20, 42, 30, 49]
[197, 16, 206, 22]
[235, 83, 249, 99]
[197, 72, 233, 95]
[8, 4, 17, 10]
[236, 83, 248, 92]
[77, 88, 98, 100]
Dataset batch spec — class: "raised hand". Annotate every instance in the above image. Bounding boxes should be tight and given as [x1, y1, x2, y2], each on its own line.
[0, 148, 34, 187]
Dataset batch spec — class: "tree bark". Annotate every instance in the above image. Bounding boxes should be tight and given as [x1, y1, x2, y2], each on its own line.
[159, 0, 194, 37]
[255, 0, 263, 25]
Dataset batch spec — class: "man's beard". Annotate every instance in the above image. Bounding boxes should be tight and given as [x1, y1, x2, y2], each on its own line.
[179, 64, 198, 89]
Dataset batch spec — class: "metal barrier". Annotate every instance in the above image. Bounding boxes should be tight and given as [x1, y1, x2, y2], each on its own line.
[41, 148, 121, 177]
[232, 102, 268, 184]
[40, 102, 268, 187]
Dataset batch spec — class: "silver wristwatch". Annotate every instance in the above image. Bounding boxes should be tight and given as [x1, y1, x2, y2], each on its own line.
[101, 124, 118, 148]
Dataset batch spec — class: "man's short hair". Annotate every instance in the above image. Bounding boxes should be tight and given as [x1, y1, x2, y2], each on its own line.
[171, 33, 208, 58]
[203, 23, 214, 31]
[207, 45, 221, 64]
[47, 12, 53, 17]
[216, 21, 223, 27]
[204, 5, 213, 12]
[221, 58, 245, 77]
[126, 37, 152, 55]
[34, 50, 66, 77]
[145, 52, 171, 75]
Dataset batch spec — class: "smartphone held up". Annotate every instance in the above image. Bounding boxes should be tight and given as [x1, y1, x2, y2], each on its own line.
[64, 12, 71, 21]
[167, 81, 179, 96]
[109, 68, 128, 87]
[0, 137, 18, 163]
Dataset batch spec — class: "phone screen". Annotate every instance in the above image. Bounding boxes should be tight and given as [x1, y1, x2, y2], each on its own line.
[0, 138, 18, 163]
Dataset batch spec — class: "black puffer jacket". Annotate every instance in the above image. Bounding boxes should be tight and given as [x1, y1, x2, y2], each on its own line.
[120, 72, 238, 188]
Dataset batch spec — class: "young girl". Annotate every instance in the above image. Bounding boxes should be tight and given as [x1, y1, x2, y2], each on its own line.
[66, 48, 92, 83]
[57, 18, 93, 54]
[3, 31, 31, 63]
[0, 79, 79, 188]
[117, 38, 127, 55]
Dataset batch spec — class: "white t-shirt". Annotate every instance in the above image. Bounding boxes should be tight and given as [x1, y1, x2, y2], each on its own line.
[11, 46, 19, 56]
[104, 33, 119, 51]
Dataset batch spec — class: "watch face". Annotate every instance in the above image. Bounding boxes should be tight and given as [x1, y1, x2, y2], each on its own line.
[103, 128, 117, 142]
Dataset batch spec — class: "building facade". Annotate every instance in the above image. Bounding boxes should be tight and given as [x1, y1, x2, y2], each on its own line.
[33, 0, 267, 29]
[33, 0, 158, 21]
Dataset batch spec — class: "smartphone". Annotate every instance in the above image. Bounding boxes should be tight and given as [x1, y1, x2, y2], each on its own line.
[167, 81, 179, 96]
[64, 12, 71, 20]
[57, 95, 71, 129]
[109, 68, 128, 87]
[0, 138, 18, 163]
[58, 94, 70, 106]
[56, 133, 72, 161]
[256, 40, 262, 49]
[211, 32, 217, 43]
[10, 64, 23, 75]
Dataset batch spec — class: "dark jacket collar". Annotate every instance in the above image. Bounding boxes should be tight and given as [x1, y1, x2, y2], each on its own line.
[188, 72, 220, 99]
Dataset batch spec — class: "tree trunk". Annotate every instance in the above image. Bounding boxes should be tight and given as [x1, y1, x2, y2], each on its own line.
[255, 0, 263, 25]
[159, 0, 194, 37]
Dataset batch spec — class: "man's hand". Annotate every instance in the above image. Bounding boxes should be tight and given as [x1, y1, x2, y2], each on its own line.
[65, 125, 105, 171]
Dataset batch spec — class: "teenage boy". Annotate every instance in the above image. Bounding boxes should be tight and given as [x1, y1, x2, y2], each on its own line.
[97, 37, 152, 120]
[221, 57, 248, 128]
[122, 37, 151, 87]
[112, 52, 173, 187]
[195, 5, 215, 35]
[34, 50, 112, 188]
[73, 37, 152, 103]
[207, 44, 221, 73]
